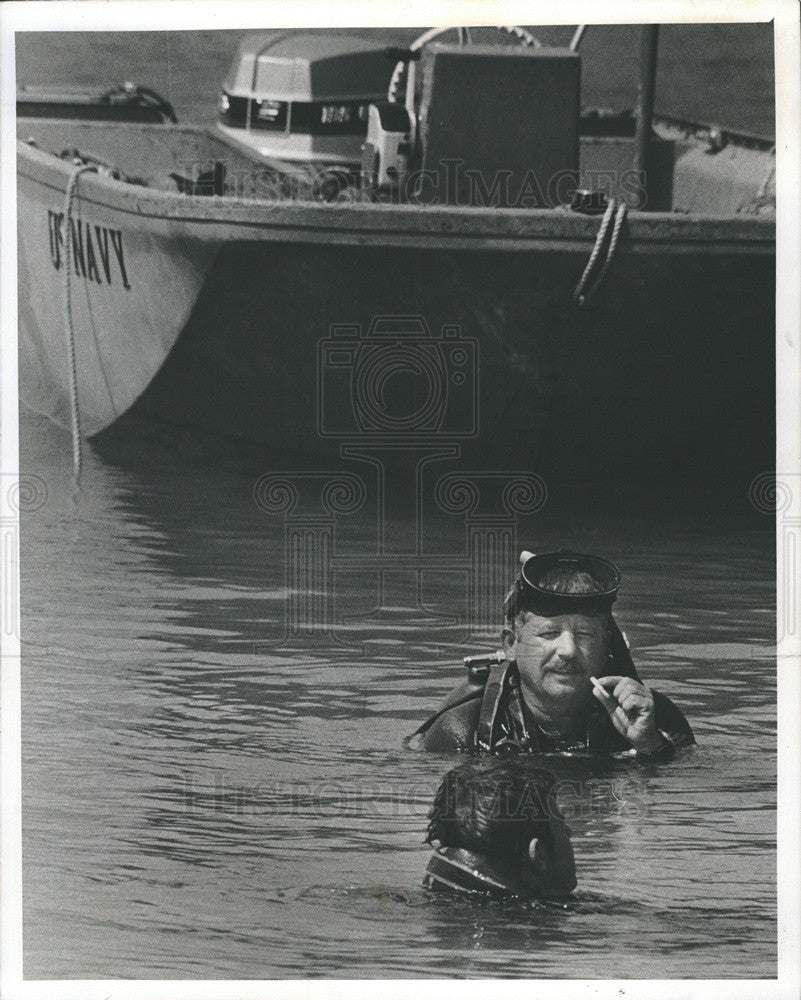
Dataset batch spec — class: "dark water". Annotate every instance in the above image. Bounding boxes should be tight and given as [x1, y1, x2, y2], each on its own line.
[16, 23, 776, 980]
[20, 410, 776, 979]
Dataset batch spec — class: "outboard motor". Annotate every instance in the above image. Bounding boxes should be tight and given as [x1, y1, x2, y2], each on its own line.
[216, 31, 402, 168]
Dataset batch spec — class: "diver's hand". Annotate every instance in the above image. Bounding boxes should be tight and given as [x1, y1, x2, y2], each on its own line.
[591, 675, 666, 754]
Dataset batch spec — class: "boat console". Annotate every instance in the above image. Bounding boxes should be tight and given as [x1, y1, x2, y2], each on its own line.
[370, 42, 581, 207]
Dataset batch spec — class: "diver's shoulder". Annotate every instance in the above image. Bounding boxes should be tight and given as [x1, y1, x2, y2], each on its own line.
[420, 683, 482, 752]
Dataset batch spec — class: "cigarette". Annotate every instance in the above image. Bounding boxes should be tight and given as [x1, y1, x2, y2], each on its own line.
[589, 676, 614, 701]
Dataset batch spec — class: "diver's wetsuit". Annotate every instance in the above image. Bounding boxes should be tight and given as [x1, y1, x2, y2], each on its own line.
[416, 627, 695, 755]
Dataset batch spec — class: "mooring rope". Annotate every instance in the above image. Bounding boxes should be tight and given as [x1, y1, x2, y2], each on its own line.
[62, 163, 97, 480]
[573, 198, 616, 306]
[579, 200, 628, 306]
[573, 198, 628, 307]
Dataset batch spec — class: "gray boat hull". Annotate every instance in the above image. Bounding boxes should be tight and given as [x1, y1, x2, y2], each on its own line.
[133, 239, 774, 477]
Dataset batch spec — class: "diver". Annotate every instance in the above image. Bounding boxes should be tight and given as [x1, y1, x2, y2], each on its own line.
[411, 550, 695, 756]
[423, 758, 576, 900]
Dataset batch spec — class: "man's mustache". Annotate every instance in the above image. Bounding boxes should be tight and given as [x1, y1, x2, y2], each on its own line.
[545, 658, 580, 672]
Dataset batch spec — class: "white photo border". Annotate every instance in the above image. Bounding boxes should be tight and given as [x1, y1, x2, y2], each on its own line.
[1, 1, 798, 998]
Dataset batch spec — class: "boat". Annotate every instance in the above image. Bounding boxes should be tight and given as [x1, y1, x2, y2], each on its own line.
[16, 26, 775, 477]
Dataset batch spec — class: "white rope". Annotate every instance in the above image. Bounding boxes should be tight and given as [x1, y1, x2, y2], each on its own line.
[579, 200, 629, 306]
[62, 163, 97, 480]
[573, 198, 616, 306]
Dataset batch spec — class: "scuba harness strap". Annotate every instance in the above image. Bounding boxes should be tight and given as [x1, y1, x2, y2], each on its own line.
[476, 660, 531, 751]
[475, 661, 508, 750]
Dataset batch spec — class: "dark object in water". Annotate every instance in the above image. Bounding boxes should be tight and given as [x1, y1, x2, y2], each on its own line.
[425, 846, 532, 900]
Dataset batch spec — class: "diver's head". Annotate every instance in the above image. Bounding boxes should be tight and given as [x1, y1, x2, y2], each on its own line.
[501, 551, 620, 710]
[503, 550, 620, 622]
[424, 759, 576, 900]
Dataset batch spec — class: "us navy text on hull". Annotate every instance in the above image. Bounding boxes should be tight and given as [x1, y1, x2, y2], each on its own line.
[47, 211, 131, 290]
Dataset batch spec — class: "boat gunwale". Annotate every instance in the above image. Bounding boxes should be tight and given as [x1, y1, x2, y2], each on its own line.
[16, 131, 776, 253]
